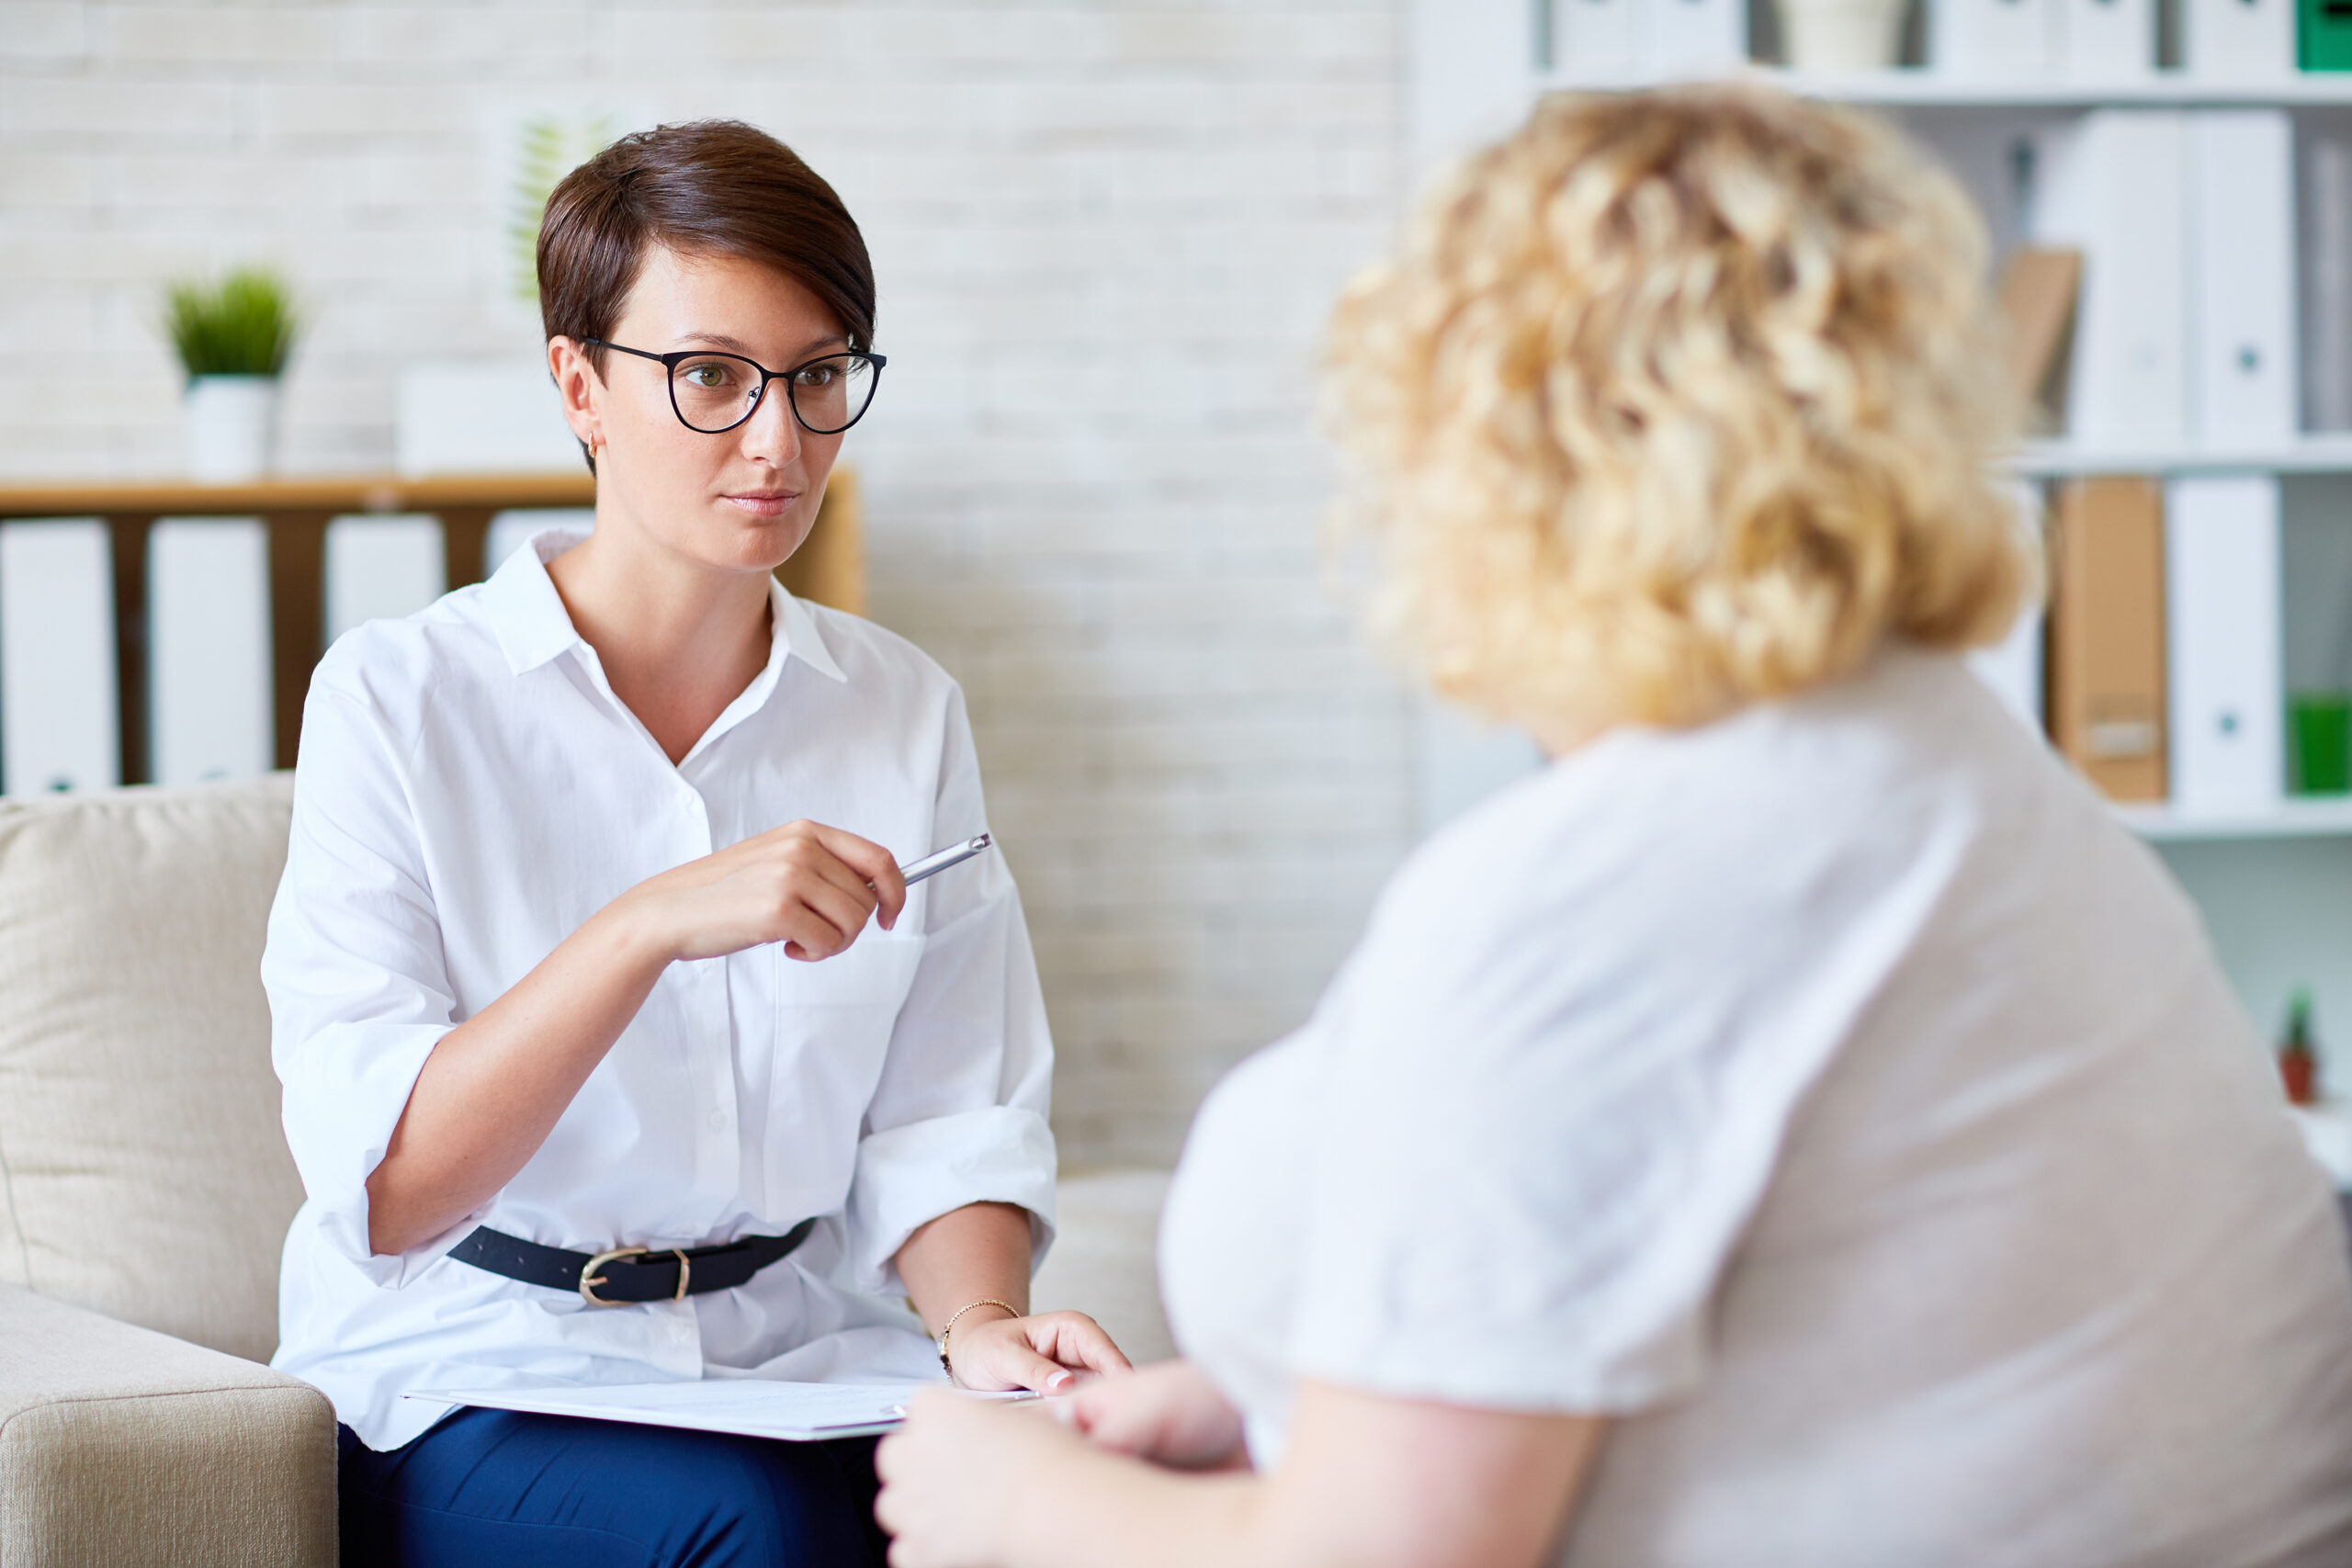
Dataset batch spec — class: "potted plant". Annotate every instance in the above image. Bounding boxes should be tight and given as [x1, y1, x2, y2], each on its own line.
[2280, 987, 2323, 1106]
[164, 267, 299, 482]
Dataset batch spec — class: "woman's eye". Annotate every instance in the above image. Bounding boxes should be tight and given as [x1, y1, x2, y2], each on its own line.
[682, 362, 734, 389]
[795, 364, 840, 389]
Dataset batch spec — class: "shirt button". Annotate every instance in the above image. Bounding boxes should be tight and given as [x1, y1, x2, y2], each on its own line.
[707, 1110, 728, 1130]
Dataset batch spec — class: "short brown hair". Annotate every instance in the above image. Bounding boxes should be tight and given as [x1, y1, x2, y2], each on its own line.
[537, 119, 876, 366]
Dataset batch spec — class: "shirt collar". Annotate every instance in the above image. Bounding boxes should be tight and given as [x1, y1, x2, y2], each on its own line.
[481, 526, 847, 686]
[769, 576, 847, 683]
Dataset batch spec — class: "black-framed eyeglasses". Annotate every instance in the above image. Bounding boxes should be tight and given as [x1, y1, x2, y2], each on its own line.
[583, 338, 887, 436]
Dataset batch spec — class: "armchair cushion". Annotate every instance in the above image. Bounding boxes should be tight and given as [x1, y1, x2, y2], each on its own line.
[0, 1283, 335, 1567]
[1032, 1168, 1175, 1365]
[0, 775, 300, 1363]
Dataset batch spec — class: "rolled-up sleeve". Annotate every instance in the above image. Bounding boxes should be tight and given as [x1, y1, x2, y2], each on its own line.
[263, 673, 468, 1288]
[843, 686, 1057, 1295]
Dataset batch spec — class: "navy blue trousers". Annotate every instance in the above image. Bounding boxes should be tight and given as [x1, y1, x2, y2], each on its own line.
[338, 1408, 888, 1568]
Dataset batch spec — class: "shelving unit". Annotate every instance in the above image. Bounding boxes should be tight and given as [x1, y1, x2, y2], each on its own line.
[2014, 435, 2352, 477]
[1539, 64, 2352, 109]
[2117, 798, 2352, 840]
[1922, 77, 2352, 1070]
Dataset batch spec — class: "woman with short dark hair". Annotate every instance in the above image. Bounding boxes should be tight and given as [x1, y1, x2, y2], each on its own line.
[266, 119, 1125, 1567]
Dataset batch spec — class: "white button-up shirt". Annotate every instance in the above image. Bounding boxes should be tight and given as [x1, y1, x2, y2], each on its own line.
[265, 529, 1057, 1450]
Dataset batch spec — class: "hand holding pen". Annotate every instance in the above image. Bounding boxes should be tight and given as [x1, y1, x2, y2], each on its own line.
[620, 825, 989, 965]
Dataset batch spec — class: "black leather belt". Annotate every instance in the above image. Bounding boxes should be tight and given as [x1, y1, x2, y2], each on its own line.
[448, 1218, 818, 1307]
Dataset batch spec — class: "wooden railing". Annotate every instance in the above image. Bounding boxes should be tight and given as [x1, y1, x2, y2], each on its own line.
[0, 468, 864, 785]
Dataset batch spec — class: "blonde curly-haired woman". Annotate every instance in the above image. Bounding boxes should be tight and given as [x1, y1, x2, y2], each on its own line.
[874, 85, 2352, 1568]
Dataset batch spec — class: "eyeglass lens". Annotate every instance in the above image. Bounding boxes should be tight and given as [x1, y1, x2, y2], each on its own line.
[670, 353, 877, 435]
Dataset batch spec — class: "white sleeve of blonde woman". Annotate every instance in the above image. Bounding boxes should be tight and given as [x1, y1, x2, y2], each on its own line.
[1283, 738, 1954, 1414]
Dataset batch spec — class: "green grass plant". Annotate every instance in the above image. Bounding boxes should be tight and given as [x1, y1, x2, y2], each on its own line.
[508, 114, 616, 307]
[164, 267, 299, 379]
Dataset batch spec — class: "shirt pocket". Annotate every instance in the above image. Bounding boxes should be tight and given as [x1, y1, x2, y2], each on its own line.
[774, 931, 925, 1010]
[770, 931, 926, 1100]
[764, 932, 926, 1220]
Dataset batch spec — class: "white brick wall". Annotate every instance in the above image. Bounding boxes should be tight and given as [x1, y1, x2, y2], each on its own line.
[0, 0, 1419, 1168]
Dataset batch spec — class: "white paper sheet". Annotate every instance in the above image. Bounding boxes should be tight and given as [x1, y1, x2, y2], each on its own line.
[408, 1380, 1035, 1442]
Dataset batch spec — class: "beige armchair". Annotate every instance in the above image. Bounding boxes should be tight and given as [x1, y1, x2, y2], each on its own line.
[0, 776, 334, 1566]
[0, 773, 1171, 1567]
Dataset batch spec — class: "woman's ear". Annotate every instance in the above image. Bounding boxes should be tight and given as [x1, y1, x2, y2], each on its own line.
[546, 336, 604, 473]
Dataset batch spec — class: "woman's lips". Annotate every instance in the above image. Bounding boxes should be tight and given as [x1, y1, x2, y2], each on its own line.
[723, 491, 798, 517]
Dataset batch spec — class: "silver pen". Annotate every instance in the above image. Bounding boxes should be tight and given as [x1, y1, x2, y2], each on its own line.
[897, 832, 992, 886]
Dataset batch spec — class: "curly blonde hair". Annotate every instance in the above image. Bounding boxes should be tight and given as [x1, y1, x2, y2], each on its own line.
[1325, 84, 2032, 736]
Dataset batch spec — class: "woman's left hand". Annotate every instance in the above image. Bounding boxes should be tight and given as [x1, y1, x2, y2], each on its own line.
[876, 1390, 1084, 1568]
[944, 1308, 1132, 1393]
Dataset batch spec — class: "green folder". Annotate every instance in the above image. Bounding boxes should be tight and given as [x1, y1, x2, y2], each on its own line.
[2291, 693, 2352, 794]
[2305, 0, 2352, 69]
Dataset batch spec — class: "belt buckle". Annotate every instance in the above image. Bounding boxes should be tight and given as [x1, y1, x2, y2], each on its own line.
[578, 1245, 648, 1307]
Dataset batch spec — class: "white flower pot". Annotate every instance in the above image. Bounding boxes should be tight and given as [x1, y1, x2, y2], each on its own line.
[184, 375, 279, 482]
[1778, 0, 1908, 70]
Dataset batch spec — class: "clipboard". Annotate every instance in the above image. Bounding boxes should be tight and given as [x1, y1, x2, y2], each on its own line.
[407, 1378, 1035, 1442]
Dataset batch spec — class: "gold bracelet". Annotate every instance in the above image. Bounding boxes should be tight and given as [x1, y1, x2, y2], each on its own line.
[936, 1297, 1020, 1374]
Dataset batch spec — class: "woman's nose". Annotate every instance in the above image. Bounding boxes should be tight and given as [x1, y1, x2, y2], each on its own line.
[739, 380, 802, 465]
